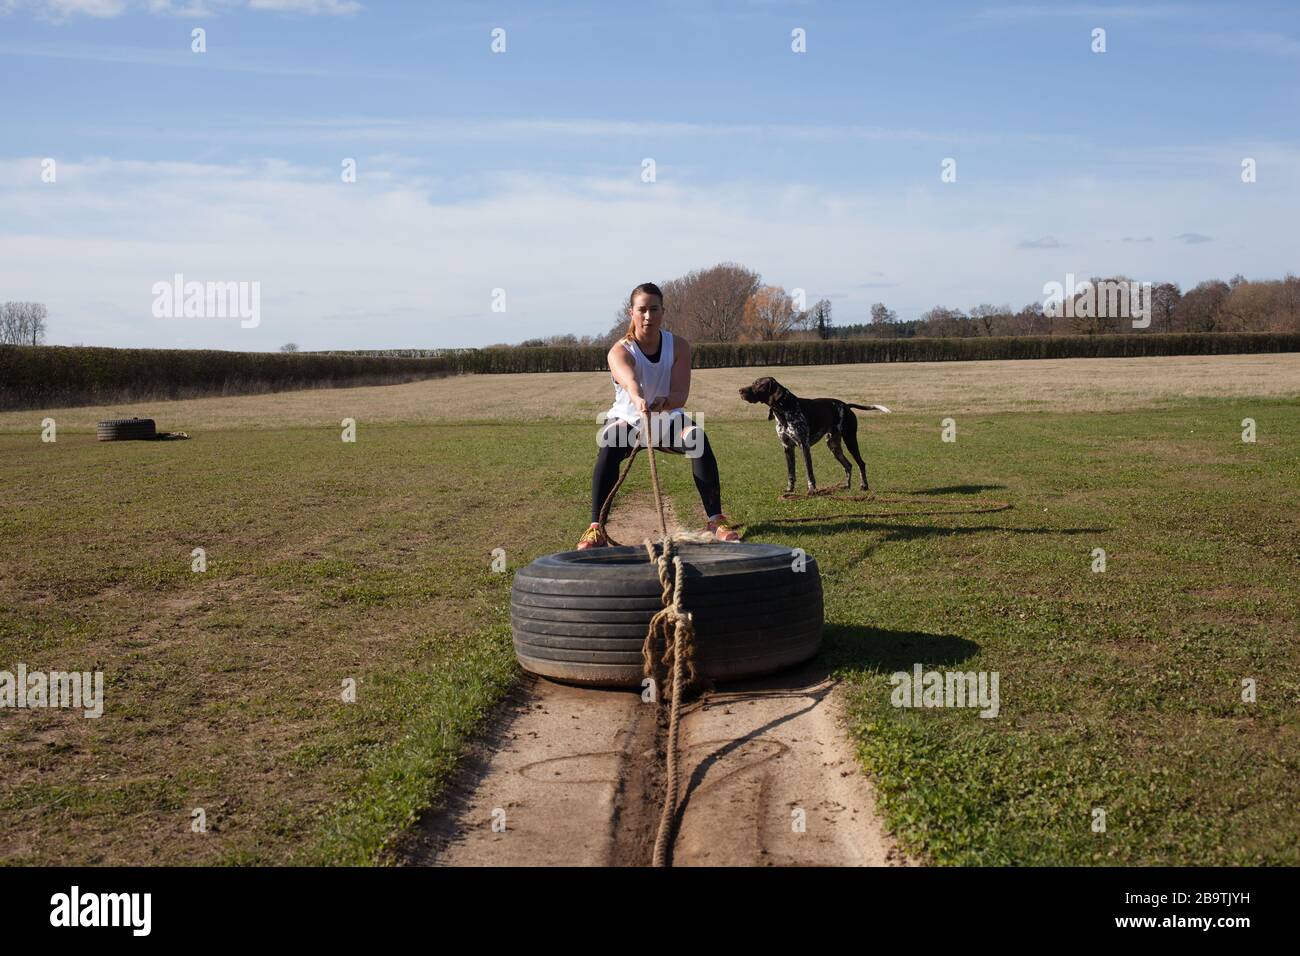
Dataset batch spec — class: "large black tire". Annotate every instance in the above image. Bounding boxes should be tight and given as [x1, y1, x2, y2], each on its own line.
[512, 542, 823, 688]
[96, 418, 157, 441]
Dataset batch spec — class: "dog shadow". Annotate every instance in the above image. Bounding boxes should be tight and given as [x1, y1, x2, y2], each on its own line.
[906, 484, 1006, 495]
[743, 500, 1108, 568]
[746, 518, 1107, 541]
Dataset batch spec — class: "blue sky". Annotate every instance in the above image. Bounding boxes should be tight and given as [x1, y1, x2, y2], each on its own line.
[2, 0, 1298, 349]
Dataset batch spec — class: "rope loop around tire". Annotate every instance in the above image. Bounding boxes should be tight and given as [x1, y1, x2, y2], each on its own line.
[641, 538, 699, 702]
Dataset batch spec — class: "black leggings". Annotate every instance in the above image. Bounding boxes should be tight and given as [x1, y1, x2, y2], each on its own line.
[591, 416, 722, 523]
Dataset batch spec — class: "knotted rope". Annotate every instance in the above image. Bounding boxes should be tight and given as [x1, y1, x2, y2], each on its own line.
[643, 536, 699, 868]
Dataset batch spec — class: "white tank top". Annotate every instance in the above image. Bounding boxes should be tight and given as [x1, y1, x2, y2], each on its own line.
[605, 331, 677, 425]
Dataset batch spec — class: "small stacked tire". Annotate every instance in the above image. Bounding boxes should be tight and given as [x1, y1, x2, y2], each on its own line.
[96, 418, 157, 441]
[512, 542, 823, 688]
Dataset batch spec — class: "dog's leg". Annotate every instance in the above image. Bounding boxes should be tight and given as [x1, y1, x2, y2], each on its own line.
[783, 444, 796, 494]
[842, 417, 870, 490]
[827, 435, 854, 489]
[800, 442, 818, 492]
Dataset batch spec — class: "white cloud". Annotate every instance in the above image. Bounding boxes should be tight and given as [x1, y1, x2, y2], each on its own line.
[976, 4, 1197, 20]
[147, 0, 216, 14]
[43, 0, 128, 17]
[248, 0, 360, 13]
[0, 155, 1294, 350]
[1188, 30, 1300, 58]
[0, 39, 347, 75]
[10, 0, 360, 17]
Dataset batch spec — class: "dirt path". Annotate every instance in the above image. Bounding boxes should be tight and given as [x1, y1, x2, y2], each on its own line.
[406, 493, 907, 867]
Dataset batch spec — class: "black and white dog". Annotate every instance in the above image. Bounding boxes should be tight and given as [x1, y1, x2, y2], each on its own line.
[739, 376, 891, 493]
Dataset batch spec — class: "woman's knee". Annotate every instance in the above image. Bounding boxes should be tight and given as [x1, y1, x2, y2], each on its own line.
[678, 417, 712, 459]
[594, 440, 631, 473]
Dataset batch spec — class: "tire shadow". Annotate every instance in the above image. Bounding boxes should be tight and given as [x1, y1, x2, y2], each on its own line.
[745, 519, 1108, 566]
[819, 623, 980, 674]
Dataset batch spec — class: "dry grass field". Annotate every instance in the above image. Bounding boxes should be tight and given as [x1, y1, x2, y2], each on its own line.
[3, 354, 1297, 432]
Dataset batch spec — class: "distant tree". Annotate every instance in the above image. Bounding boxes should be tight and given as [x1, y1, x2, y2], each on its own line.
[0, 302, 48, 345]
[868, 302, 897, 337]
[1150, 283, 1181, 333]
[810, 299, 833, 339]
[969, 303, 1009, 337]
[1067, 276, 1139, 335]
[1279, 274, 1300, 332]
[1175, 279, 1231, 332]
[1220, 276, 1300, 333]
[607, 264, 763, 344]
[740, 286, 808, 341]
[279, 342, 299, 353]
[0, 303, 16, 344]
[28, 302, 45, 345]
[919, 306, 969, 338]
[671, 263, 762, 342]
[1010, 301, 1046, 336]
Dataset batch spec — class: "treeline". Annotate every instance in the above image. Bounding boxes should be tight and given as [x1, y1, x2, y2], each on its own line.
[0, 345, 454, 411]
[6, 334, 1297, 409]
[848, 274, 1300, 339]
[324, 331, 1300, 374]
[689, 331, 1300, 367]
[499, 265, 1300, 348]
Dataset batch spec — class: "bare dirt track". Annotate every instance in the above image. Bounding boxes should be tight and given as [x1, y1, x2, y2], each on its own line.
[406, 495, 908, 867]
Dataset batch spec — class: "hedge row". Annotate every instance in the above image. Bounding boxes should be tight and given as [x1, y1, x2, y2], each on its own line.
[5, 333, 1297, 410]
[327, 331, 1300, 374]
[0, 345, 454, 411]
[689, 331, 1300, 369]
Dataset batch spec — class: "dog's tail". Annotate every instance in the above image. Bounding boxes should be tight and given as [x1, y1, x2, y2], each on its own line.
[846, 403, 891, 413]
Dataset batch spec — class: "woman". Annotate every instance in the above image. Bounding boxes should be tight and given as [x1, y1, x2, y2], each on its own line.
[577, 282, 740, 548]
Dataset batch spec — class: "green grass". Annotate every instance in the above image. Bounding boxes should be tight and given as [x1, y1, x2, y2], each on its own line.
[1, 397, 1297, 864]
[654, 399, 1299, 865]
[0, 424, 566, 865]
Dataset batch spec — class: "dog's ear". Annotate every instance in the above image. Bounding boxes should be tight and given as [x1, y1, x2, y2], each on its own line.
[767, 408, 774, 421]
[771, 383, 790, 407]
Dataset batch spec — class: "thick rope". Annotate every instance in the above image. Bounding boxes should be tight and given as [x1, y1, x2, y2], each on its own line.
[591, 411, 708, 866]
[644, 427, 671, 542]
[597, 413, 701, 867]
[644, 541, 697, 868]
[593, 443, 641, 546]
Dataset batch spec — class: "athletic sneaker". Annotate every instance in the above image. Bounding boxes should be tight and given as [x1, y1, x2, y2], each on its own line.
[707, 515, 740, 542]
[576, 523, 610, 549]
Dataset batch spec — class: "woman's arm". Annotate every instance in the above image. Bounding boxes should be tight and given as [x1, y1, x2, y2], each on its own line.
[608, 344, 649, 416]
[652, 337, 692, 411]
